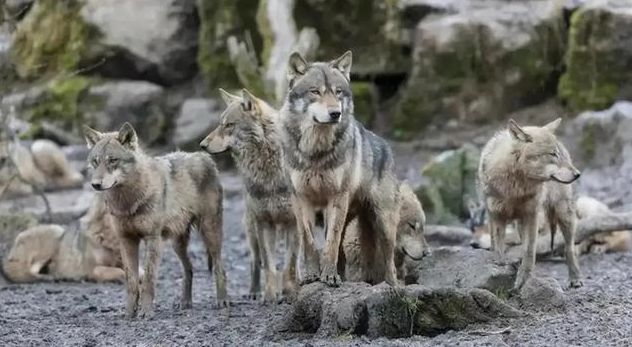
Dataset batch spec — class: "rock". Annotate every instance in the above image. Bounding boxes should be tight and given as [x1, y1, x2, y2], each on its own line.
[3, 79, 168, 145]
[416, 144, 480, 224]
[558, 0, 632, 111]
[270, 282, 521, 339]
[0, 189, 93, 225]
[79, 0, 199, 85]
[565, 102, 632, 206]
[351, 82, 378, 127]
[395, 1, 565, 135]
[516, 276, 567, 312]
[173, 98, 222, 150]
[294, 0, 408, 76]
[0, 213, 38, 245]
[414, 247, 516, 293]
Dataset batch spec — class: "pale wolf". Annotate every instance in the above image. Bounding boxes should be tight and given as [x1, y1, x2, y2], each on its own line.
[200, 88, 299, 304]
[478, 118, 582, 290]
[468, 196, 631, 254]
[83, 123, 227, 318]
[280, 51, 400, 286]
[2, 198, 124, 283]
[343, 182, 429, 284]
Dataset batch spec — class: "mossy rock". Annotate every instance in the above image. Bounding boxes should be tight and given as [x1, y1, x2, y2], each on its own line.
[197, 0, 261, 94]
[294, 0, 408, 76]
[417, 144, 480, 224]
[0, 213, 38, 245]
[351, 82, 378, 128]
[11, 0, 99, 80]
[558, 2, 632, 111]
[394, 2, 565, 137]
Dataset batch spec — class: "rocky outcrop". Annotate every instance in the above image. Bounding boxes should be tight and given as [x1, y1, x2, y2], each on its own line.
[558, 0, 632, 111]
[395, 1, 566, 135]
[173, 98, 221, 150]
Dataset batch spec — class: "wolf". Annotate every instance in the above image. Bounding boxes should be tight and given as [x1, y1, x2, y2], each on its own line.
[478, 118, 582, 290]
[343, 182, 429, 284]
[200, 88, 299, 304]
[82, 122, 227, 318]
[280, 51, 401, 286]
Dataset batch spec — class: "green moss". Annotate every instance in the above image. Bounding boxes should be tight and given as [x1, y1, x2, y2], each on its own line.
[255, 0, 273, 67]
[11, 0, 97, 80]
[558, 7, 623, 110]
[197, 0, 261, 93]
[580, 122, 597, 161]
[351, 82, 377, 127]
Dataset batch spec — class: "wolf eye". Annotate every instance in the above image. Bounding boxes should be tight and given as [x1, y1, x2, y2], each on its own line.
[310, 89, 321, 96]
[407, 221, 417, 230]
[107, 158, 119, 165]
[225, 122, 235, 129]
[335, 88, 343, 96]
[549, 151, 558, 158]
[91, 159, 99, 167]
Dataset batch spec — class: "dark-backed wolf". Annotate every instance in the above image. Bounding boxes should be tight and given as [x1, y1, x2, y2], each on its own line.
[280, 51, 401, 286]
[200, 88, 299, 304]
[83, 123, 227, 319]
[478, 118, 582, 290]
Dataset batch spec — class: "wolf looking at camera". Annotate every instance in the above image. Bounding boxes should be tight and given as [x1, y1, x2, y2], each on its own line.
[279, 51, 401, 286]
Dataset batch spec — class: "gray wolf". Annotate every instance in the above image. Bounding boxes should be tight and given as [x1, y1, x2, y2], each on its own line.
[2, 197, 123, 283]
[83, 122, 227, 319]
[200, 88, 299, 304]
[280, 51, 401, 286]
[343, 182, 429, 284]
[478, 118, 582, 290]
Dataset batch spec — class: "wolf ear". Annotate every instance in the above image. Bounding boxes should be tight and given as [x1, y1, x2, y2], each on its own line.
[218, 88, 240, 106]
[287, 52, 308, 84]
[117, 122, 138, 150]
[330, 50, 353, 80]
[508, 119, 532, 142]
[543, 117, 562, 133]
[82, 125, 103, 149]
[240, 89, 259, 114]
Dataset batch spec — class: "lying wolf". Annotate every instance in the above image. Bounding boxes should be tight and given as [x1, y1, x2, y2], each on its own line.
[280, 51, 401, 286]
[478, 118, 582, 290]
[2, 196, 123, 283]
[200, 88, 299, 304]
[343, 182, 429, 284]
[83, 123, 227, 319]
[468, 196, 631, 254]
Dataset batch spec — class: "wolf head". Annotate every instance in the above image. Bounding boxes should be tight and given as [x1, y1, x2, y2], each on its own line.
[200, 89, 269, 154]
[396, 184, 430, 261]
[82, 122, 139, 191]
[3, 225, 65, 282]
[508, 118, 580, 184]
[466, 199, 489, 249]
[285, 51, 353, 125]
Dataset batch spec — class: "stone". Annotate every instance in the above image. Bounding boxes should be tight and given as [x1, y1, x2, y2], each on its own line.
[173, 98, 222, 150]
[558, 0, 632, 111]
[516, 276, 568, 312]
[0, 189, 93, 225]
[395, 1, 566, 135]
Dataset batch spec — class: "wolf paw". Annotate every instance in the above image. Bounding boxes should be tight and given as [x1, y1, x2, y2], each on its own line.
[569, 279, 584, 288]
[243, 292, 259, 300]
[320, 271, 342, 287]
[262, 292, 280, 305]
[174, 299, 192, 310]
[300, 272, 320, 286]
[137, 307, 155, 319]
[215, 298, 230, 309]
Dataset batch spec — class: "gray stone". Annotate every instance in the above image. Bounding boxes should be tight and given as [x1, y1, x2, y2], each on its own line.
[517, 276, 568, 312]
[0, 189, 93, 225]
[173, 98, 221, 150]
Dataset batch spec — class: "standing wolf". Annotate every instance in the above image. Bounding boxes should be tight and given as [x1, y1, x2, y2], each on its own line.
[280, 51, 401, 286]
[83, 123, 227, 319]
[478, 118, 582, 290]
[200, 88, 299, 304]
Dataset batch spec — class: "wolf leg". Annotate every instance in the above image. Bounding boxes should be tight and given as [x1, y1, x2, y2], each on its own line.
[282, 224, 299, 300]
[514, 215, 538, 291]
[257, 221, 279, 305]
[489, 215, 507, 263]
[558, 208, 583, 288]
[321, 193, 350, 287]
[138, 235, 164, 319]
[91, 266, 125, 283]
[200, 215, 229, 308]
[245, 212, 261, 300]
[119, 234, 140, 319]
[172, 232, 193, 309]
[372, 207, 400, 286]
[293, 197, 319, 284]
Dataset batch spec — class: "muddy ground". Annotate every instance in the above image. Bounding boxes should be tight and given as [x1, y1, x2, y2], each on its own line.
[2, 109, 631, 346]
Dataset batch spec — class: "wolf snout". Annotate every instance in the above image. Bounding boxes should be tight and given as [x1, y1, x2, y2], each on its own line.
[329, 110, 341, 122]
[91, 182, 103, 190]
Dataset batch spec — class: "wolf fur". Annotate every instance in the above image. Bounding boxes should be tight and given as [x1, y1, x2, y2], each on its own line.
[200, 88, 298, 304]
[343, 182, 429, 284]
[478, 118, 582, 290]
[280, 51, 400, 286]
[2, 197, 123, 283]
[83, 123, 227, 319]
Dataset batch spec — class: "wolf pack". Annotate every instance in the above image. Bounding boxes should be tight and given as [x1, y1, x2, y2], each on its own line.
[3, 50, 630, 320]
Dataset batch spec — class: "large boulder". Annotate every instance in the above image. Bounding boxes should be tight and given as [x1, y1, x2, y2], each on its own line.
[2, 79, 168, 145]
[558, 0, 632, 111]
[270, 282, 522, 339]
[173, 98, 222, 150]
[11, 0, 198, 85]
[416, 144, 480, 224]
[395, 1, 566, 135]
